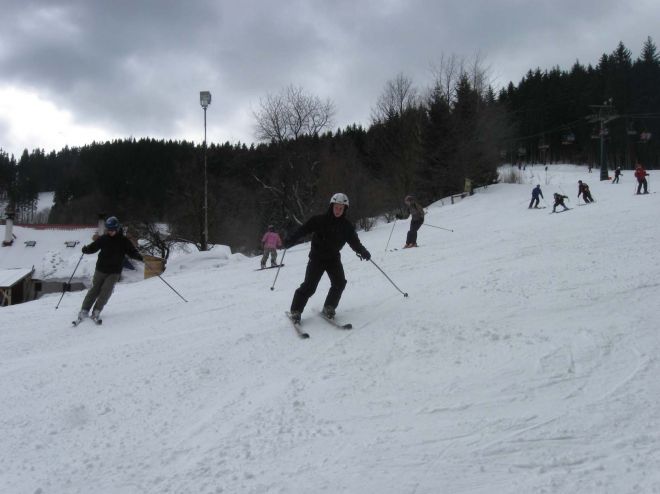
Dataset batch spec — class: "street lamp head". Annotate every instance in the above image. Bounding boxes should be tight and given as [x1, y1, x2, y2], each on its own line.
[200, 91, 212, 109]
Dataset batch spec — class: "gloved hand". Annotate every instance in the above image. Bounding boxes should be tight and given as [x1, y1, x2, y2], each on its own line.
[81, 246, 89, 254]
[357, 247, 371, 261]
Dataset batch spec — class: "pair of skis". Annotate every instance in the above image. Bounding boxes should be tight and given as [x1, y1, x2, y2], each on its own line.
[255, 264, 284, 271]
[389, 245, 421, 252]
[285, 311, 352, 339]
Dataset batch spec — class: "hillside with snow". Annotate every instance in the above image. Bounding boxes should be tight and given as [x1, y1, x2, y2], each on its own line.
[1, 165, 659, 493]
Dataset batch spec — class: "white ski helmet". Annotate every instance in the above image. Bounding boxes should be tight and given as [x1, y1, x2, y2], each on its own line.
[329, 192, 349, 207]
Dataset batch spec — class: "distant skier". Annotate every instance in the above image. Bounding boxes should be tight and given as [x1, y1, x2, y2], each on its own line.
[634, 163, 649, 194]
[528, 184, 544, 209]
[284, 193, 371, 323]
[260, 225, 282, 269]
[78, 216, 143, 322]
[612, 167, 622, 184]
[552, 193, 569, 213]
[403, 195, 425, 248]
[577, 180, 594, 203]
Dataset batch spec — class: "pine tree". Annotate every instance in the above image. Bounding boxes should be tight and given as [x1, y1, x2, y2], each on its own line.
[639, 36, 660, 65]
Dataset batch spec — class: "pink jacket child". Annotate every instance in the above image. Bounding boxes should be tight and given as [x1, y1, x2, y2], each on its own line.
[260, 226, 283, 268]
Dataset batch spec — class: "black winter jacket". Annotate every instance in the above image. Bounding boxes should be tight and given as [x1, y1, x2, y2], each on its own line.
[287, 208, 369, 260]
[82, 232, 143, 274]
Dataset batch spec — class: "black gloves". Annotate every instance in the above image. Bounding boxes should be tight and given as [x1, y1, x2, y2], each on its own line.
[81, 246, 89, 254]
[357, 247, 371, 261]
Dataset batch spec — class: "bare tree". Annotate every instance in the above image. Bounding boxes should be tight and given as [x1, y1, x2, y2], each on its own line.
[370, 73, 424, 200]
[129, 221, 175, 260]
[254, 85, 335, 142]
[430, 51, 493, 107]
[430, 53, 463, 106]
[252, 155, 322, 227]
[467, 50, 492, 100]
[371, 72, 419, 123]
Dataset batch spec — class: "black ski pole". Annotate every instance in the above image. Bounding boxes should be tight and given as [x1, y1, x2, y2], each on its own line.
[384, 219, 397, 252]
[423, 223, 454, 232]
[157, 275, 188, 302]
[55, 252, 84, 309]
[369, 259, 408, 297]
[270, 248, 288, 291]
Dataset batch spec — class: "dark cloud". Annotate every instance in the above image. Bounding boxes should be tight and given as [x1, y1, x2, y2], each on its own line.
[1, 0, 658, 156]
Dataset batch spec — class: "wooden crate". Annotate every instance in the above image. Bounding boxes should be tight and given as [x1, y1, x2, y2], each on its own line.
[143, 255, 165, 279]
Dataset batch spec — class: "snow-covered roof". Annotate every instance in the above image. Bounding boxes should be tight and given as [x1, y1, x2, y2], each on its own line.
[0, 268, 33, 287]
[0, 225, 98, 280]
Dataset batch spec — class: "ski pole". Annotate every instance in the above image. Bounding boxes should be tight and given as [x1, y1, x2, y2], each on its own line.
[55, 253, 84, 309]
[384, 219, 397, 252]
[270, 248, 288, 291]
[422, 223, 454, 232]
[369, 259, 408, 297]
[157, 275, 188, 302]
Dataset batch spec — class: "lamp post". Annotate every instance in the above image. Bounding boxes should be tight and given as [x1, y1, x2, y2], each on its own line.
[199, 91, 211, 251]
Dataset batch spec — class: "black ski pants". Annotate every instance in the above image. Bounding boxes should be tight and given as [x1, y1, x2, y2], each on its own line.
[406, 218, 424, 245]
[552, 201, 567, 212]
[637, 178, 648, 194]
[582, 192, 594, 203]
[291, 256, 347, 314]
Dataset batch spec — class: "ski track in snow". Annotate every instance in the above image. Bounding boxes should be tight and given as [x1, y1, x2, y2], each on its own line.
[1, 165, 660, 493]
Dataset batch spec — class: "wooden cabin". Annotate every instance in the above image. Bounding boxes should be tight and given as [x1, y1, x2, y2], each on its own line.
[0, 268, 35, 307]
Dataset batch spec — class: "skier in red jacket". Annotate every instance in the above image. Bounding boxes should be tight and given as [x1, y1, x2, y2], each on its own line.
[634, 163, 649, 194]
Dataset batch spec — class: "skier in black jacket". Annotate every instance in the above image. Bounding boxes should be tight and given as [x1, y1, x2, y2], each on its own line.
[78, 216, 143, 322]
[285, 193, 371, 323]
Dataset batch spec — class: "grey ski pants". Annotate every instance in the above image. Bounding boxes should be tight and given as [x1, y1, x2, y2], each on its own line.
[261, 248, 278, 266]
[81, 270, 121, 313]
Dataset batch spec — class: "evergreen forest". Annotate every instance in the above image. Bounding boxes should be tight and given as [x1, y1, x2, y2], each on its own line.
[1, 38, 659, 253]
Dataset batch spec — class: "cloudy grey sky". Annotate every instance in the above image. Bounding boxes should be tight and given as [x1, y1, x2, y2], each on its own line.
[1, 0, 658, 158]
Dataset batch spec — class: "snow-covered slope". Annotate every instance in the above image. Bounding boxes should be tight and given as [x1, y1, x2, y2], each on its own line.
[1, 165, 659, 493]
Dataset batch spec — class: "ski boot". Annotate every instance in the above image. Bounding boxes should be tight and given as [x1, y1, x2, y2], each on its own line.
[322, 305, 336, 320]
[289, 311, 301, 324]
